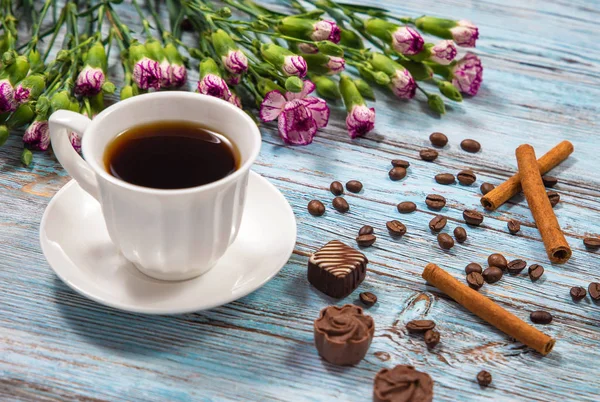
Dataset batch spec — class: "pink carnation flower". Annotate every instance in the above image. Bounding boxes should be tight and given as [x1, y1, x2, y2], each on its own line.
[282, 55, 308, 78]
[132, 57, 161, 90]
[311, 20, 341, 44]
[430, 40, 457, 65]
[0, 79, 17, 113]
[23, 120, 50, 151]
[390, 69, 417, 99]
[197, 74, 232, 101]
[391, 27, 424, 56]
[452, 53, 483, 95]
[346, 105, 375, 139]
[222, 50, 248, 74]
[450, 20, 479, 47]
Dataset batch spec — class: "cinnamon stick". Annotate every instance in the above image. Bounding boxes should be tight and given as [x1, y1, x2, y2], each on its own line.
[481, 140, 573, 211]
[422, 263, 555, 355]
[516, 144, 572, 263]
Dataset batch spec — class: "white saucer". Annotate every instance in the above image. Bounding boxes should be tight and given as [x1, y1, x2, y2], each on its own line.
[40, 172, 297, 314]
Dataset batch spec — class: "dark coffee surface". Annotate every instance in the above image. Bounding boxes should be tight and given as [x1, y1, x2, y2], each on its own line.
[104, 121, 239, 189]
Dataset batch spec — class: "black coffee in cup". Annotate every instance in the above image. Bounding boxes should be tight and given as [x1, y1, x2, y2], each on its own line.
[104, 121, 239, 189]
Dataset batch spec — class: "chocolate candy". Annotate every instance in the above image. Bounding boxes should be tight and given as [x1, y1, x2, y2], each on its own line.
[373, 365, 434, 402]
[314, 304, 374, 366]
[307, 240, 368, 298]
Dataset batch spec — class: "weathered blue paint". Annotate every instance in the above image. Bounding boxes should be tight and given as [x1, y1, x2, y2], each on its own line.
[1, 1, 599, 401]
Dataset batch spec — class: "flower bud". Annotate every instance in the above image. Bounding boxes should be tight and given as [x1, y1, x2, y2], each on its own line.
[28, 49, 43, 72]
[278, 18, 341, 44]
[339, 75, 364, 111]
[429, 40, 457, 65]
[50, 90, 72, 112]
[75, 66, 106, 96]
[2, 50, 16, 66]
[340, 29, 364, 49]
[438, 81, 462, 101]
[228, 92, 242, 109]
[222, 50, 248, 74]
[340, 75, 375, 138]
[297, 43, 319, 54]
[285, 76, 304, 93]
[0, 79, 16, 113]
[373, 71, 390, 85]
[398, 60, 433, 81]
[84, 41, 108, 70]
[35, 96, 50, 116]
[261, 44, 307, 77]
[369, 53, 398, 76]
[188, 48, 204, 60]
[6, 103, 34, 128]
[316, 41, 344, 57]
[225, 73, 241, 86]
[427, 94, 446, 114]
[120, 85, 136, 100]
[217, 7, 231, 17]
[164, 43, 187, 88]
[21, 148, 33, 166]
[6, 56, 30, 85]
[283, 55, 308, 77]
[197, 59, 231, 101]
[451, 52, 483, 95]
[390, 69, 417, 99]
[14, 74, 45, 103]
[0, 125, 9, 146]
[311, 20, 341, 43]
[353, 78, 375, 101]
[313, 76, 341, 100]
[130, 41, 161, 90]
[415, 17, 479, 47]
[303, 53, 345, 75]
[56, 49, 70, 62]
[365, 19, 423, 55]
[23, 119, 50, 151]
[101, 81, 116, 94]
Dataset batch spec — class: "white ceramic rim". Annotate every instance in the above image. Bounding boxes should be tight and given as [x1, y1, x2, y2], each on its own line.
[81, 91, 262, 196]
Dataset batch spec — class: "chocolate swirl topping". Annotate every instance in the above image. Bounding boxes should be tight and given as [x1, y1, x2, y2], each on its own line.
[309, 240, 368, 277]
[373, 365, 434, 402]
[315, 304, 374, 342]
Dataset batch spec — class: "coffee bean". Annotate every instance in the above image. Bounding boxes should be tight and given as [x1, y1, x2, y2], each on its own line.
[467, 272, 485, 290]
[420, 148, 438, 162]
[528, 264, 544, 281]
[391, 159, 410, 168]
[463, 209, 484, 226]
[359, 291, 377, 306]
[389, 167, 407, 181]
[332, 197, 349, 213]
[406, 319, 435, 333]
[547, 191, 560, 207]
[330, 181, 344, 196]
[356, 234, 376, 247]
[358, 225, 374, 236]
[461, 139, 481, 153]
[583, 237, 600, 250]
[507, 259, 527, 274]
[530, 311, 553, 324]
[454, 227, 467, 243]
[480, 182, 495, 195]
[425, 194, 446, 210]
[397, 201, 417, 213]
[435, 173, 456, 185]
[477, 371, 492, 387]
[429, 132, 448, 147]
[424, 329, 440, 348]
[570, 286, 586, 302]
[542, 175, 558, 188]
[346, 180, 363, 193]
[482, 266, 503, 284]
[457, 170, 477, 185]
[507, 219, 521, 234]
[429, 215, 447, 232]
[437, 233, 454, 250]
[307, 200, 325, 216]
[488, 253, 508, 270]
[589, 282, 600, 301]
[465, 263, 483, 274]
[386, 220, 407, 237]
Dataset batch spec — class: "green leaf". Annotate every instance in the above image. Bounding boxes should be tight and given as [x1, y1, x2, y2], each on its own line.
[21, 148, 33, 166]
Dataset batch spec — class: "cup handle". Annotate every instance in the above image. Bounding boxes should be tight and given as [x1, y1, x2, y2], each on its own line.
[49, 110, 100, 201]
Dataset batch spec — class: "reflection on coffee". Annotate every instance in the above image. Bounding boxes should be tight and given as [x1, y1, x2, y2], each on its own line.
[104, 121, 239, 189]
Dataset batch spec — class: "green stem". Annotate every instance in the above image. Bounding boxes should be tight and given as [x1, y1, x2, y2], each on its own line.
[145, 0, 166, 38]
[42, 4, 67, 61]
[24, 0, 53, 54]
[105, 4, 133, 46]
[131, 0, 154, 39]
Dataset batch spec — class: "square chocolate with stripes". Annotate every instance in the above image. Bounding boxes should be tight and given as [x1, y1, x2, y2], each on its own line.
[308, 240, 368, 298]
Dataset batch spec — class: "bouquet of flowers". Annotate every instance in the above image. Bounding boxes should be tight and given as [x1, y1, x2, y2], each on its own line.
[0, 0, 482, 164]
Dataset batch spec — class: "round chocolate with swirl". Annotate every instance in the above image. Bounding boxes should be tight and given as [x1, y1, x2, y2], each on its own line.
[314, 304, 374, 366]
[373, 365, 434, 402]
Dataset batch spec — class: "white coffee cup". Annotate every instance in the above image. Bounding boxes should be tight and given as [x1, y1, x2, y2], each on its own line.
[49, 92, 261, 281]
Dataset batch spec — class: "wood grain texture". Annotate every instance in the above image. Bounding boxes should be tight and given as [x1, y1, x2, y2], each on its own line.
[1, 0, 600, 401]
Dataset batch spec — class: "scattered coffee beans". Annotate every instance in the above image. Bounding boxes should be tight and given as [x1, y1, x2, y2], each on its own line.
[530, 311, 553, 324]
[332, 197, 349, 213]
[570, 286, 586, 302]
[424, 329, 440, 348]
[307, 200, 325, 216]
[397, 201, 417, 213]
[425, 194, 446, 210]
[528, 264, 544, 281]
[583, 237, 600, 250]
[482, 266, 503, 284]
[465, 263, 483, 274]
[454, 227, 468, 243]
[429, 215, 447, 232]
[461, 139, 481, 153]
[507, 259, 527, 274]
[406, 320, 436, 333]
[330, 181, 344, 196]
[477, 371, 492, 387]
[346, 180, 363, 193]
[488, 253, 508, 270]
[480, 182, 495, 195]
[386, 220, 407, 237]
[429, 132, 448, 147]
[360, 291, 377, 306]
[463, 209, 484, 226]
[437, 233, 455, 250]
[457, 170, 477, 185]
[435, 173, 456, 185]
[389, 167, 407, 181]
[467, 272, 485, 290]
[420, 148, 439, 162]
[356, 234, 376, 247]
[542, 175, 558, 187]
[547, 191, 560, 207]
[507, 219, 521, 234]
[589, 282, 600, 301]
[391, 159, 410, 168]
[359, 225, 374, 236]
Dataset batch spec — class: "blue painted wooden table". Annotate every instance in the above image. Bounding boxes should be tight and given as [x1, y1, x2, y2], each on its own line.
[1, 1, 600, 401]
